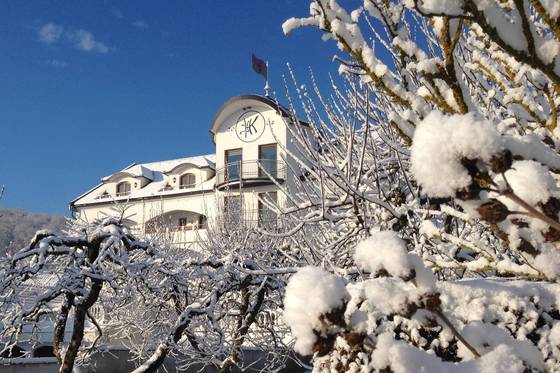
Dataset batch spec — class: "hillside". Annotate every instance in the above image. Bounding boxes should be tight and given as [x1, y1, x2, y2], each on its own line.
[0, 208, 68, 256]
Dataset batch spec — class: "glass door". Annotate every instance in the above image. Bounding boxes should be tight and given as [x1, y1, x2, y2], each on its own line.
[258, 192, 277, 227]
[225, 149, 242, 180]
[259, 144, 277, 178]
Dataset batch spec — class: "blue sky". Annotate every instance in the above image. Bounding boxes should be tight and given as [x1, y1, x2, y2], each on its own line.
[0, 1, 339, 215]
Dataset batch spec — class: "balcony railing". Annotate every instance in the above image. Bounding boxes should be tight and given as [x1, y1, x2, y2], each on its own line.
[222, 208, 283, 231]
[144, 223, 206, 234]
[215, 159, 286, 190]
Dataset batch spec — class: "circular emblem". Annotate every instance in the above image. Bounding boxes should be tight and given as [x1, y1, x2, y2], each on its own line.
[235, 110, 266, 143]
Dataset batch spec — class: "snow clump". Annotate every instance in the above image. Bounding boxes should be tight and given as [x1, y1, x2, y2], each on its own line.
[534, 247, 560, 280]
[411, 111, 502, 198]
[355, 230, 436, 291]
[459, 321, 544, 370]
[283, 266, 349, 355]
[371, 332, 525, 373]
[501, 160, 556, 206]
[355, 231, 410, 277]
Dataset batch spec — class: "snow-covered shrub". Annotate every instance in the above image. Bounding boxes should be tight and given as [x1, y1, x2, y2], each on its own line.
[411, 112, 560, 280]
[281, 0, 560, 371]
[284, 233, 560, 372]
[282, 0, 560, 280]
[284, 266, 349, 355]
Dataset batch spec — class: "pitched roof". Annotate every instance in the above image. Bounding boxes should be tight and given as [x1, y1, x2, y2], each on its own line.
[70, 154, 216, 209]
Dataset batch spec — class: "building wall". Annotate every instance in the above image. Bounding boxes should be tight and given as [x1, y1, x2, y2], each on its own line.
[166, 166, 215, 190]
[213, 102, 290, 214]
[214, 105, 288, 171]
[75, 190, 215, 249]
[72, 96, 301, 247]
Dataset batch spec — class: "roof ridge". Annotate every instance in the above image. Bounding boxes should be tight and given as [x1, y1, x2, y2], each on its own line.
[139, 153, 216, 168]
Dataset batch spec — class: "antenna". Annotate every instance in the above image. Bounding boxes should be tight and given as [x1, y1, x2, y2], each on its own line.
[264, 61, 270, 97]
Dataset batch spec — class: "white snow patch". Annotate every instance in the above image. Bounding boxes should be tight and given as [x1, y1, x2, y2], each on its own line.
[371, 332, 525, 372]
[537, 38, 560, 65]
[355, 231, 436, 291]
[540, 0, 560, 19]
[418, 0, 465, 15]
[534, 247, 560, 280]
[550, 322, 560, 354]
[411, 111, 502, 197]
[459, 321, 544, 370]
[283, 266, 349, 355]
[502, 160, 556, 206]
[355, 231, 410, 278]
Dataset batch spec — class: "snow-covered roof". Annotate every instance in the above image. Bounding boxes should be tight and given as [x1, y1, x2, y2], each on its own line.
[70, 154, 216, 208]
[102, 164, 155, 182]
[142, 154, 215, 174]
[102, 155, 215, 182]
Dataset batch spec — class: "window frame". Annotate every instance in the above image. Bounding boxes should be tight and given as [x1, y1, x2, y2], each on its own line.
[98, 191, 110, 199]
[179, 173, 196, 189]
[198, 215, 207, 229]
[116, 181, 131, 196]
[258, 192, 278, 227]
[258, 143, 277, 178]
[178, 217, 188, 227]
[225, 148, 243, 180]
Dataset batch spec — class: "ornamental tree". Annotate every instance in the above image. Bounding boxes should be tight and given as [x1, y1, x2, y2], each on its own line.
[278, 0, 560, 371]
[0, 218, 187, 373]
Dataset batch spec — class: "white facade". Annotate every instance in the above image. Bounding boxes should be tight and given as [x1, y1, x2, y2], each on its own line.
[70, 94, 309, 249]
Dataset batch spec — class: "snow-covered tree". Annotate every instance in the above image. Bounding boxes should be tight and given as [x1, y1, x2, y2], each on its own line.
[0, 218, 186, 373]
[0, 203, 301, 373]
[123, 202, 300, 373]
[279, 0, 560, 371]
[3, 1, 560, 371]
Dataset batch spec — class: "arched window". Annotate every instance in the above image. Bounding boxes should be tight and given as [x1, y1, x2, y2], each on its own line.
[116, 181, 131, 196]
[180, 173, 196, 189]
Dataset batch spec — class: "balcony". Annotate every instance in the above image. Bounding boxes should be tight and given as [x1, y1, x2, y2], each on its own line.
[144, 222, 205, 234]
[222, 208, 283, 231]
[215, 160, 286, 190]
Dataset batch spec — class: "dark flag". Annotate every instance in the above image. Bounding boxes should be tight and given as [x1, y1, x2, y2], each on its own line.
[252, 53, 268, 80]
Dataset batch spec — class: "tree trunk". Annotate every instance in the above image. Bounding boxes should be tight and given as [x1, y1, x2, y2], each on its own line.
[59, 280, 102, 373]
[59, 306, 86, 373]
[53, 293, 74, 365]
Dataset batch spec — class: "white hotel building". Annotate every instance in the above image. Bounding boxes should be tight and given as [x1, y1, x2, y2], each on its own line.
[69, 94, 309, 248]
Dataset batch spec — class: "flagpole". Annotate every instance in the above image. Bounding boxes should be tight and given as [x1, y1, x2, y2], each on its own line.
[264, 61, 270, 97]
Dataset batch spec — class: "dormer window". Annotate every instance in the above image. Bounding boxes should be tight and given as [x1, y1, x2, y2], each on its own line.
[180, 173, 196, 189]
[116, 181, 131, 196]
